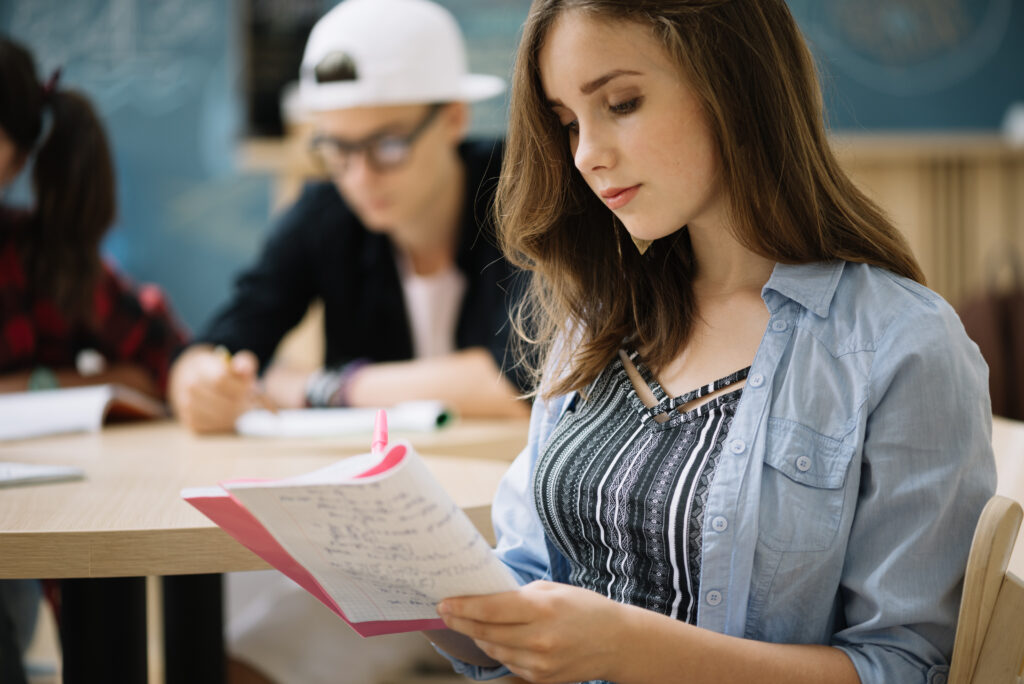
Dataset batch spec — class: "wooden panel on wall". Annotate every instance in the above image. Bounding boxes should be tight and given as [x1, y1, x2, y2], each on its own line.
[836, 134, 1024, 307]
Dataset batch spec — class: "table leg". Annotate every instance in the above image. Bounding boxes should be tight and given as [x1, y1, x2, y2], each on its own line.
[162, 573, 225, 684]
[59, 577, 147, 683]
[0, 582, 29, 684]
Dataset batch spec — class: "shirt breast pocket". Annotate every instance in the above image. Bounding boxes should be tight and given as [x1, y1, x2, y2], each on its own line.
[758, 418, 855, 552]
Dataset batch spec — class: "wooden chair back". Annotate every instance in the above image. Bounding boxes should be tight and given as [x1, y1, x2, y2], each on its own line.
[949, 494, 1024, 684]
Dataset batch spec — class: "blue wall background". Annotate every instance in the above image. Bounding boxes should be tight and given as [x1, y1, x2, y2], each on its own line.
[1, 0, 272, 332]
[2, 0, 1021, 332]
[789, 0, 1024, 130]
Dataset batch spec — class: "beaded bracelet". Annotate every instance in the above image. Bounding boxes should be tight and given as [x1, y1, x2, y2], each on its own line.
[304, 358, 370, 407]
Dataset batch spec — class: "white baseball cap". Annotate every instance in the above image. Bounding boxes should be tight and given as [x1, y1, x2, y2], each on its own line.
[296, 0, 506, 112]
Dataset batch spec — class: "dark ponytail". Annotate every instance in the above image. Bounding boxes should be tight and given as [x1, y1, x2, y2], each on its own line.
[32, 90, 116, 320]
[0, 37, 116, 322]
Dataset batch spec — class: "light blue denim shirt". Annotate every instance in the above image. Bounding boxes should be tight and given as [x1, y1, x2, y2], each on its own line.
[443, 261, 996, 684]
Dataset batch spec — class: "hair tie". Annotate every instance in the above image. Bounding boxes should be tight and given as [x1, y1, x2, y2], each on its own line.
[41, 67, 62, 101]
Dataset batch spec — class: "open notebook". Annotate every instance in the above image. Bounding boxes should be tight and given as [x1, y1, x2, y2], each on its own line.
[0, 384, 166, 441]
[182, 432, 518, 637]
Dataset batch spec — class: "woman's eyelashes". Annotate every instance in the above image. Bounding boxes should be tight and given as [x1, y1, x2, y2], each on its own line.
[609, 96, 642, 115]
[559, 97, 643, 133]
[555, 96, 643, 143]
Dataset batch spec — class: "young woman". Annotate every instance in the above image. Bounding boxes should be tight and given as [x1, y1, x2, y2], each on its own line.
[0, 37, 187, 396]
[429, 2, 996, 683]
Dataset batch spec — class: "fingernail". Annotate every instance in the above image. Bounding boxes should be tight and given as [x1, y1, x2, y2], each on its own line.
[437, 601, 450, 615]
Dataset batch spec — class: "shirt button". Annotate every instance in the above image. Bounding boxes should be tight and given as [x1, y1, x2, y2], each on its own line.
[728, 439, 746, 455]
[711, 516, 728, 532]
[748, 373, 764, 388]
[706, 590, 723, 606]
[796, 455, 812, 472]
[771, 319, 788, 332]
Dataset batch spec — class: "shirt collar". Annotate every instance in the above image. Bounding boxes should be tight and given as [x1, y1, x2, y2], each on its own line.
[761, 260, 845, 318]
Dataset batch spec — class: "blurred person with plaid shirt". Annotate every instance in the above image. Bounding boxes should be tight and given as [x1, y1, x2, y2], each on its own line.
[0, 36, 189, 684]
[0, 37, 187, 398]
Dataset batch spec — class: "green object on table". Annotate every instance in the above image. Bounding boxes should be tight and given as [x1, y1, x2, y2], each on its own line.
[27, 366, 59, 391]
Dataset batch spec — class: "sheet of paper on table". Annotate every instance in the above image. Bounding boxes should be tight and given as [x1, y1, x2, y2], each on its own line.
[235, 399, 452, 438]
[0, 384, 166, 442]
[0, 461, 85, 487]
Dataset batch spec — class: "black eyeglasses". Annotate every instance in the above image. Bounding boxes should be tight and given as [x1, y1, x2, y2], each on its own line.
[309, 104, 444, 175]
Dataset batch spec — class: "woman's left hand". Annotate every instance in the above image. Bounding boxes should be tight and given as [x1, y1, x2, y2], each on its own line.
[437, 580, 629, 684]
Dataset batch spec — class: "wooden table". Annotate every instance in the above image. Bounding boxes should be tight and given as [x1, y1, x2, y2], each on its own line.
[0, 418, 528, 683]
[0, 419, 527, 579]
[5, 415, 1017, 580]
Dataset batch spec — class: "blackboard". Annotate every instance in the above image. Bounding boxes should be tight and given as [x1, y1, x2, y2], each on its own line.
[788, 0, 1024, 130]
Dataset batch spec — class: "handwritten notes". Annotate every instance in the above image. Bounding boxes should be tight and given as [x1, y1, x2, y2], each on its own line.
[187, 441, 518, 632]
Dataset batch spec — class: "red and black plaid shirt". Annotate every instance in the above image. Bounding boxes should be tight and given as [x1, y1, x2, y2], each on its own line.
[1, 208, 189, 394]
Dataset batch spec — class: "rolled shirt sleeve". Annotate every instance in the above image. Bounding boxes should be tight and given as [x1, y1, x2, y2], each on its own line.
[832, 297, 996, 683]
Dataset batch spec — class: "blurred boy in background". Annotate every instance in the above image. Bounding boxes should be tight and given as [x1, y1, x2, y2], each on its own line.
[169, 0, 529, 436]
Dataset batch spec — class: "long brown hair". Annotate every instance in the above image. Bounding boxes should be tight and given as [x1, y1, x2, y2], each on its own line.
[497, 0, 925, 398]
[0, 37, 116, 322]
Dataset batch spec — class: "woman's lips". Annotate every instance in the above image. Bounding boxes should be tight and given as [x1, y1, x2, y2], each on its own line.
[601, 185, 640, 210]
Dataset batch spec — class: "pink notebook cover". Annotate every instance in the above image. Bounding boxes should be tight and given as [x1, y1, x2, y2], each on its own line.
[183, 444, 445, 637]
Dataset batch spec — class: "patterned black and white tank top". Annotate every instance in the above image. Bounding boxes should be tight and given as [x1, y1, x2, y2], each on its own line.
[534, 349, 748, 624]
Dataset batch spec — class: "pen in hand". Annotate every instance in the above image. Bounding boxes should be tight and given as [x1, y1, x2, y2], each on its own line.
[214, 345, 277, 413]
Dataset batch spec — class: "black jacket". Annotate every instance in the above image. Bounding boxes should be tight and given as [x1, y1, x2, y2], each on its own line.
[197, 139, 527, 391]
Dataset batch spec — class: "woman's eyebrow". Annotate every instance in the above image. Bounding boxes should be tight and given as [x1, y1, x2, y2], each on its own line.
[580, 69, 642, 95]
[546, 69, 643, 107]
